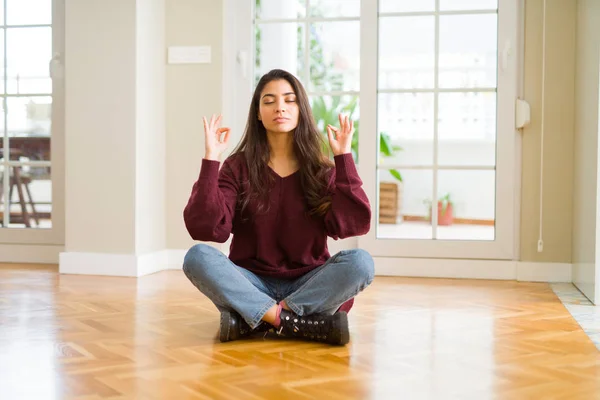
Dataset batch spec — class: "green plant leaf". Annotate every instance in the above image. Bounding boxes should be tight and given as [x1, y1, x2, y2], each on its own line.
[389, 169, 403, 182]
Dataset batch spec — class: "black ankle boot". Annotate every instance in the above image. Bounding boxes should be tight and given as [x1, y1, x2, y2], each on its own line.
[219, 310, 270, 342]
[276, 310, 350, 345]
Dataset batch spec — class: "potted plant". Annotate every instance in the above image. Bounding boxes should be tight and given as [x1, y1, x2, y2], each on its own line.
[424, 193, 454, 226]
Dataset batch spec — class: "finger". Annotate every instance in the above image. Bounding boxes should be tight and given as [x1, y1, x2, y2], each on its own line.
[215, 114, 222, 129]
[328, 124, 339, 138]
[210, 114, 216, 129]
[338, 114, 344, 131]
[222, 128, 231, 145]
[326, 125, 334, 143]
[217, 127, 230, 142]
[350, 119, 354, 134]
[203, 116, 208, 133]
[217, 127, 230, 137]
[345, 115, 350, 133]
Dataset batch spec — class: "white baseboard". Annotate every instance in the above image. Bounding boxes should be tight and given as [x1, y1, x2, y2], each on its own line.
[0, 244, 63, 264]
[375, 257, 572, 282]
[168, 250, 572, 283]
[517, 262, 572, 282]
[55, 246, 572, 283]
[59, 250, 170, 277]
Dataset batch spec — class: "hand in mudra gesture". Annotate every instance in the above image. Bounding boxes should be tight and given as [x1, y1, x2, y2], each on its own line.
[203, 114, 231, 161]
[326, 114, 354, 156]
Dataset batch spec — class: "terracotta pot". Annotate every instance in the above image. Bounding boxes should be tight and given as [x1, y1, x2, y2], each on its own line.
[436, 201, 453, 226]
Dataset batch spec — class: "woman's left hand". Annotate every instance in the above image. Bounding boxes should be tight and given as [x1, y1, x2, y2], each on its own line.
[327, 114, 354, 156]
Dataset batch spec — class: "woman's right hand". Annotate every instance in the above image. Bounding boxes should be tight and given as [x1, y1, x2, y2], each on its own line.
[203, 114, 231, 161]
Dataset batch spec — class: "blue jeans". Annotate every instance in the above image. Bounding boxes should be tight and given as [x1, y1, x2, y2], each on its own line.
[183, 244, 375, 329]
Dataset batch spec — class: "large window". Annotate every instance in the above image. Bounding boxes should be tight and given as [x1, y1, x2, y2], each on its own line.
[0, 0, 53, 229]
[250, 0, 518, 259]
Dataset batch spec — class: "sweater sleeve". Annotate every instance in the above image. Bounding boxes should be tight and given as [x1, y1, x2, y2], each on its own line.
[324, 153, 372, 239]
[183, 158, 239, 243]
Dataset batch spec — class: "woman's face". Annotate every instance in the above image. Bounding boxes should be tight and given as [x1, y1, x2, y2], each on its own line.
[258, 79, 300, 134]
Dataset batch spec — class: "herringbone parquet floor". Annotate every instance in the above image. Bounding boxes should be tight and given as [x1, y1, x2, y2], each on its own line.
[1, 263, 599, 400]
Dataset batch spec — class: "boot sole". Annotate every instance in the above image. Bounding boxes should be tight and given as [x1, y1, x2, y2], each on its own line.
[219, 311, 232, 342]
[335, 311, 350, 346]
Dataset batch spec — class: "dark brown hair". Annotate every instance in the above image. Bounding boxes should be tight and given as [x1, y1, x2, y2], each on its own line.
[231, 69, 333, 217]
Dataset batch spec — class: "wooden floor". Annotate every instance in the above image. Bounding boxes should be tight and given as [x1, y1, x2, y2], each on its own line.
[1, 264, 599, 400]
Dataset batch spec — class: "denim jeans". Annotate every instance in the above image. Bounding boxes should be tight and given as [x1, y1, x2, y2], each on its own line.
[183, 244, 375, 329]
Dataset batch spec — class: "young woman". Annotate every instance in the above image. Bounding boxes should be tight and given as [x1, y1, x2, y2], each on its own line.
[182, 69, 374, 346]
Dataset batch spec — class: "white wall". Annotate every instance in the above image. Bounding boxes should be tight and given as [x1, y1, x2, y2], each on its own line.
[572, 0, 600, 304]
[62, 0, 167, 275]
[136, 0, 167, 254]
[166, 0, 223, 251]
[65, 0, 137, 253]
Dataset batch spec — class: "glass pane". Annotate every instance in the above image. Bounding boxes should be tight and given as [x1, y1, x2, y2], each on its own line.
[379, 0, 435, 13]
[7, 97, 51, 161]
[255, 0, 306, 19]
[0, 164, 5, 227]
[310, 0, 360, 18]
[378, 93, 433, 167]
[379, 17, 435, 89]
[255, 23, 305, 86]
[1, 165, 51, 229]
[7, 0, 52, 25]
[436, 170, 495, 240]
[310, 94, 359, 161]
[7, 27, 52, 94]
[438, 92, 496, 166]
[377, 168, 432, 239]
[439, 14, 497, 89]
[0, 30, 4, 93]
[310, 21, 360, 92]
[440, 0, 498, 11]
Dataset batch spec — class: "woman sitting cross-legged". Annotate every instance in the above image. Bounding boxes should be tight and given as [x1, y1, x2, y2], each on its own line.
[182, 69, 374, 346]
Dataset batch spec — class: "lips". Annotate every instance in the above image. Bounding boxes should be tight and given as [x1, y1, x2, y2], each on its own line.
[274, 117, 289, 122]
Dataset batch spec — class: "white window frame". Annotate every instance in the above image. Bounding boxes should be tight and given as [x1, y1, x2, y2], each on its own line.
[360, 0, 520, 260]
[0, 0, 64, 246]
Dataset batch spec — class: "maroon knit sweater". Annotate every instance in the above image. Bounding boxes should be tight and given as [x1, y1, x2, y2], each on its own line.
[183, 152, 371, 311]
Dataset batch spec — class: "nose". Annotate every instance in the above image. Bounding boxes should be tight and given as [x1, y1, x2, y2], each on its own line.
[276, 99, 286, 113]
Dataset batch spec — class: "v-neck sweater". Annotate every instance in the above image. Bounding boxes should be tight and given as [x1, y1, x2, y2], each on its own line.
[183, 152, 371, 279]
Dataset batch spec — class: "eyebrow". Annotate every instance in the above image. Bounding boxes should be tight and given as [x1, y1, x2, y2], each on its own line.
[262, 92, 296, 99]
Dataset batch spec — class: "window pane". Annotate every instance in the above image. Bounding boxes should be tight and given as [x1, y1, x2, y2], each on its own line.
[440, 0, 498, 11]
[378, 93, 434, 167]
[7, 97, 51, 161]
[439, 14, 497, 89]
[377, 168, 433, 239]
[310, 94, 359, 161]
[7, 27, 52, 94]
[7, 0, 51, 25]
[436, 170, 495, 240]
[255, 23, 305, 86]
[309, 21, 360, 92]
[0, 30, 4, 94]
[0, 165, 51, 229]
[310, 0, 360, 18]
[438, 92, 496, 166]
[379, 0, 435, 13]
[255, 0, 306, 19]
[379, 17, 434, 89]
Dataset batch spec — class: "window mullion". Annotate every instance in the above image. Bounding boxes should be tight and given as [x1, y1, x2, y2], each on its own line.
[304, 0, 310, 87]
[432, 0, 440, 238]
